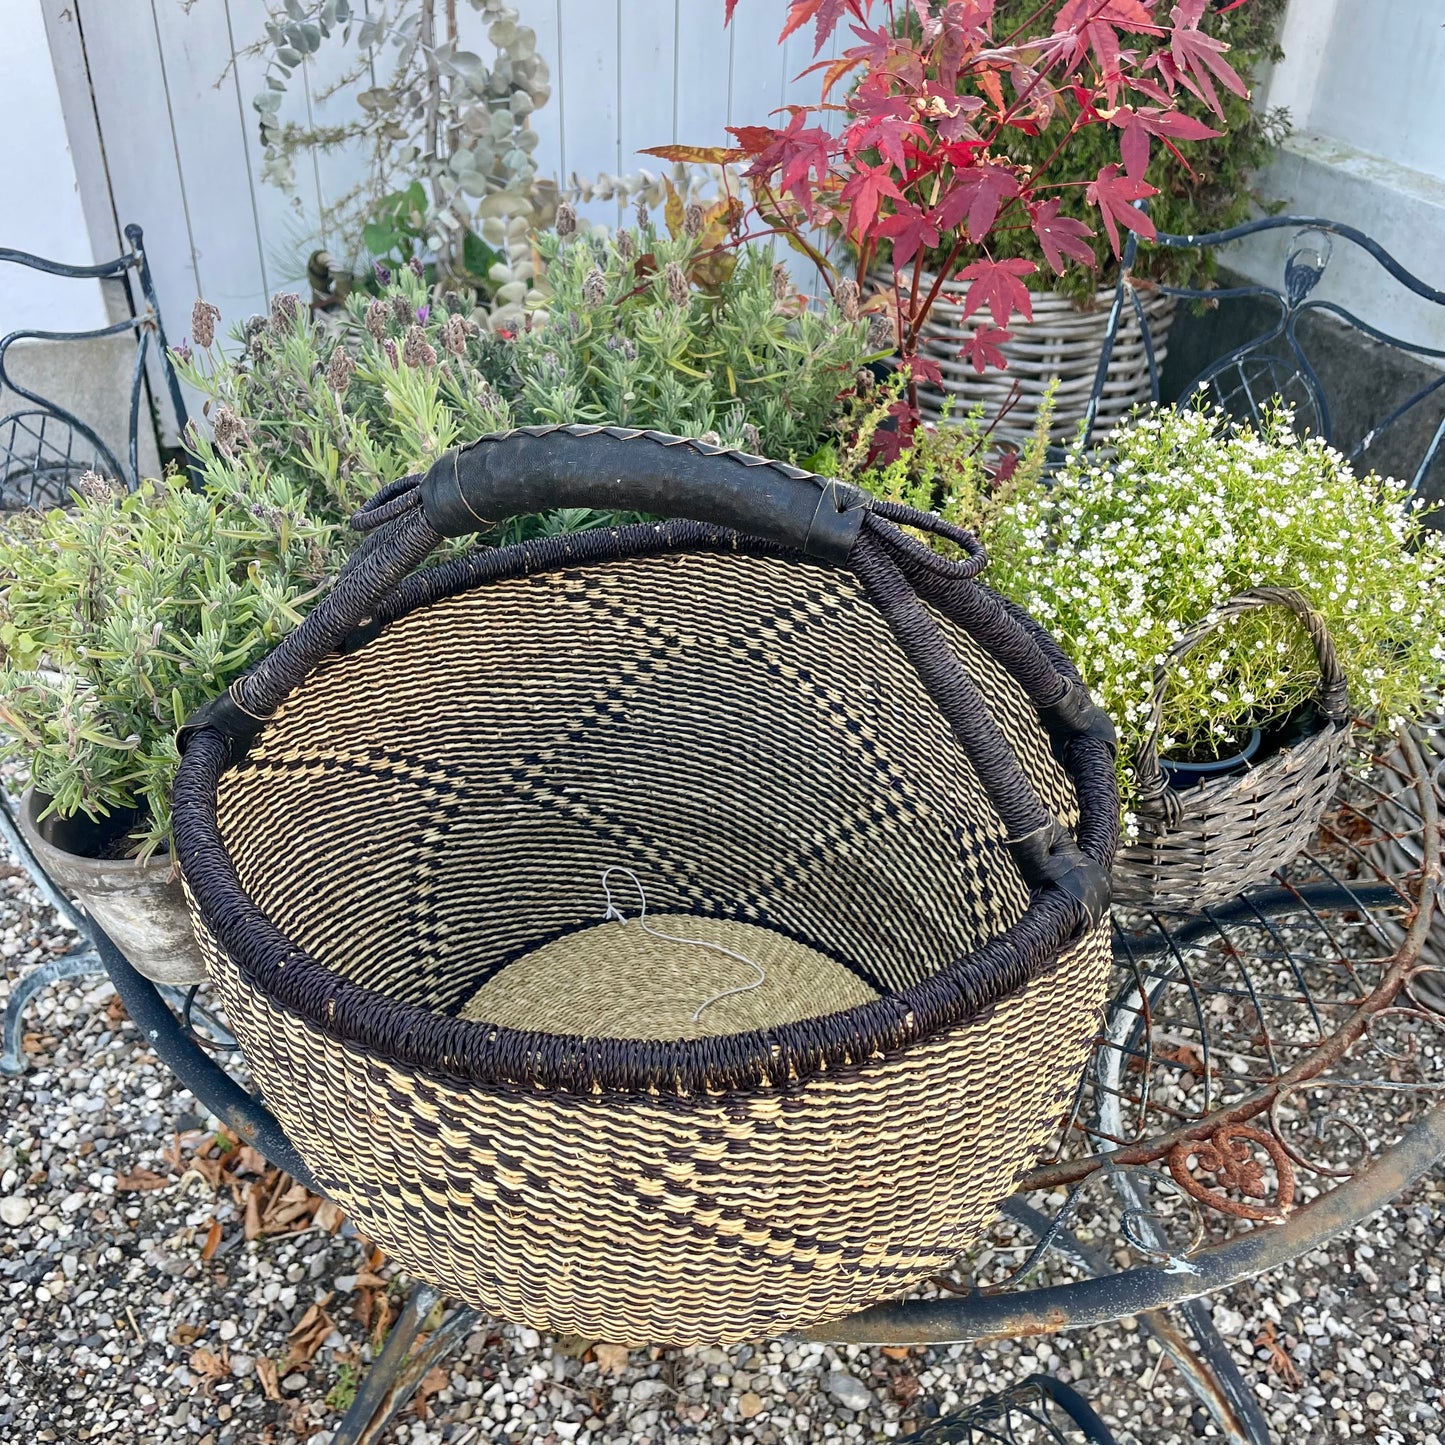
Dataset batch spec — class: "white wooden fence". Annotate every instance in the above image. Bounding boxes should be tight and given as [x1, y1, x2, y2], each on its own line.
[41, 0, 823, 361]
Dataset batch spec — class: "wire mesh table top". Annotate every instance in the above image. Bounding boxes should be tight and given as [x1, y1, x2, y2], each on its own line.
[821, 722, 1444, 1342]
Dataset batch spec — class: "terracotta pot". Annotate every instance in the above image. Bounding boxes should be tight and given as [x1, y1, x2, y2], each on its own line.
[17, 789, 207, 985]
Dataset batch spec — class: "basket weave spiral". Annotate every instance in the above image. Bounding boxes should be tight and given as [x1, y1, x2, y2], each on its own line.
[174, 427, 1119, 1344]
[1112, 587, 1351, 911]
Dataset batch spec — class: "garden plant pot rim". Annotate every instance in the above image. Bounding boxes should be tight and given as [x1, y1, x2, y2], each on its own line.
[1159, 725, 1265, 780]
[19, 787, 169, 872]
[891, 267, 1169, 313]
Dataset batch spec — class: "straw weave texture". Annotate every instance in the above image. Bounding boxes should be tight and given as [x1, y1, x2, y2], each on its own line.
[178, 487, 1120, 1343]
[1112, 589, 1350, 910]
[199, 920, 1110, 1343]
[456, 916, 882, 1039]
[885, 269, 1175, 447]
[1111, 717, 1347, 910]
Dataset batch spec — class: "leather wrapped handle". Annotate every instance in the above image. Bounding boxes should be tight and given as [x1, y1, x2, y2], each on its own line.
[415, 425, 869, 564]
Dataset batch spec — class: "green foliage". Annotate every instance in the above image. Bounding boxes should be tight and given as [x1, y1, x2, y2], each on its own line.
[514, 222, 872, 460]
[0, 476, 342, 855]
[976, 0, 1291, 303]
[176, 277, 524, 532]
[986, 407, 1445, 825]
[1, 235, 871, 847]
[248, 0, 554, 294]
[807, 371, 1054, 541]
[325, 1363, 359, 1413]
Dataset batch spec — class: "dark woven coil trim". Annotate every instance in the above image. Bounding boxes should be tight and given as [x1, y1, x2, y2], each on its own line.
[174, 510, 1119, 1099]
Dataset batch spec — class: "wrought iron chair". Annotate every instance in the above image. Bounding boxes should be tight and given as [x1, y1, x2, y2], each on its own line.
[0, 222, 190, 503]
[900, 1375, 1117, 1444]
[1082, 214, 1445, 498]
[0, 223, 198, 1072]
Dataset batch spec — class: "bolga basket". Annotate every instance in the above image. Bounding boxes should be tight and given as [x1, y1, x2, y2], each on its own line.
[173, 426, 1120, 1345]
[1112, 587, 1351, 912]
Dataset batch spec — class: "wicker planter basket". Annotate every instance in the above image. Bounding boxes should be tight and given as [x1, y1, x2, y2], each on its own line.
[173, 426, 1119, 1346]
[1112, 588, 1351, 912]
[887, 269, 1176, 448]
[1364, 711, 1445, 981]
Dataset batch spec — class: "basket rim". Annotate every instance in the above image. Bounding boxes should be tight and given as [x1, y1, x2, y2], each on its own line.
[174, 523, 1120, 1097]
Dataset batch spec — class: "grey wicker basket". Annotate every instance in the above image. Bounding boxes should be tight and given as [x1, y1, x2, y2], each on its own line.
[1364, 710, 1445, 984]
[1112, 587, 1351, 911]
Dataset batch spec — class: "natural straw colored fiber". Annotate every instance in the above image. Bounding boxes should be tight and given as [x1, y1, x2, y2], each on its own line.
[1112, 588, 1351, 912]
[174, 426, 1120, 1345]
[458, 915, 881, 1039]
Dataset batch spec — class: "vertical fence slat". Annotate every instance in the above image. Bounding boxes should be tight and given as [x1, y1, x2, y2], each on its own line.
[673, 5, 734, 163]
[525, 0, 565, 200]
[555, 0, 620, 227]
[148, 0, 270, 325]
[617, 0, 677, 189]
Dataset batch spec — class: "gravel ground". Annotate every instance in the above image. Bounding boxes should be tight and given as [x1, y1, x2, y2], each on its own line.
[2, 854, 1443, 1445]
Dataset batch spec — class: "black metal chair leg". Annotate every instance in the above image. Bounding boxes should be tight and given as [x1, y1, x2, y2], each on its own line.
[332, 1282, 482, 1445]
[0, 947, 103, 1074]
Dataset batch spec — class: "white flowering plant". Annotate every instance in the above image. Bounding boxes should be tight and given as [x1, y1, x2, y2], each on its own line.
[986, 406, 1445, 821]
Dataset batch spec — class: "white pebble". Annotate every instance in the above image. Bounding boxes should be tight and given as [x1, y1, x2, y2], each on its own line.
[825, 1372, 873, 1413]
[0, 1196, 32, 1227]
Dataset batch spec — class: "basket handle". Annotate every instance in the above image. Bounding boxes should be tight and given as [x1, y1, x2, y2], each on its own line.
[178, 424, 1116, 932]
[1133, 586, 1350, 823]
[399, 425, 874, 564]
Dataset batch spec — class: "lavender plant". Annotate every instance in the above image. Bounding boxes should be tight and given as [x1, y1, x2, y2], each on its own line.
[0, 474, 341, 855]
[178, 274, 518, 527]
[512, 211, 873, 459]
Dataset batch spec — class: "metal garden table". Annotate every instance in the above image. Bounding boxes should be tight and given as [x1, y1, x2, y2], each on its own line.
[66, 725, 1442, 1445]
[5, 211, 1444, 1442]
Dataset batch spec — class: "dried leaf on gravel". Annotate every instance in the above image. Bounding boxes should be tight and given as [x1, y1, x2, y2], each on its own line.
[890, 1373, 921, 1406]
[1255, 1321, 1303, 1389]
[284, 1295, 337, 1370]
[368, 1295, 394, 1351]
[255, 1356, 283, 1402]
[169, 1322, 206, 1346]
[191, 1345, 231, 1390]
[314, 1197, 346, 1233]
[115, 1168, 172, 1192]
[243, 1181, 265, 1241]
[233, 1145, 268, 1176]
[200, 1218, 223, 1262]
[413, 1365, 449, 1419]
[593, 1342, 631, 1374]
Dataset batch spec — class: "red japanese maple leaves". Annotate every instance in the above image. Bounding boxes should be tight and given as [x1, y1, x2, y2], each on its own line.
[684, 0, 1251, 380]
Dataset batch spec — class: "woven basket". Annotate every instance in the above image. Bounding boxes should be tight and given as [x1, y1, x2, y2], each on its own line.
[886, 269, 1176, 448]
[1364, 711, 1445, 979]
[1112, 588, 1351, 912]
[173, 426, 1119, 1345]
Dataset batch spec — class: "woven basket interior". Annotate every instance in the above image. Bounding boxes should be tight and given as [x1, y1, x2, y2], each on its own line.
[215, 550, 1078, 1041]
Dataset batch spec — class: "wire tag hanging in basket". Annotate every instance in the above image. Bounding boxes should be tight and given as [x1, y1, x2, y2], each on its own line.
[173, 425, 1119, 1345]
[1112, 586, 1351, 912]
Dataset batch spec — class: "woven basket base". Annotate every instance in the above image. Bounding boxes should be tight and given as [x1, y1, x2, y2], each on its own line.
[459, 916, 880, 1039]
